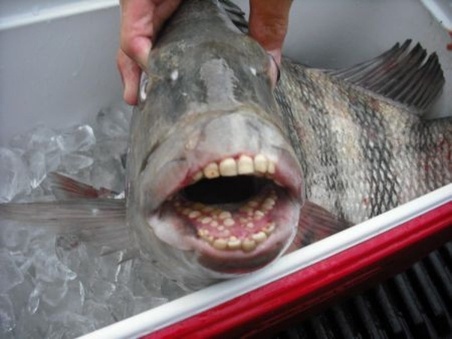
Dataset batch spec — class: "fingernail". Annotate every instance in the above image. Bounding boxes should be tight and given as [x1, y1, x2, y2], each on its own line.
[268, 53, 281, 82]
[267, 53, 280, 88]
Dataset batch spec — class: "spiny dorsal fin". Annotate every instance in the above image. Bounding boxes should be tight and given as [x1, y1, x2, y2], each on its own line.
[219, 0, 248, 33]
[328, 40, 445, 114]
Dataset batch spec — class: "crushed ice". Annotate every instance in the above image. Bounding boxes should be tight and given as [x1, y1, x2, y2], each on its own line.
[0, 103, 185, 337]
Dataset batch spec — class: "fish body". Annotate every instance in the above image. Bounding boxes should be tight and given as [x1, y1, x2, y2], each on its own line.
[276, 50, 451, 227]
[1, 0, 451, 290]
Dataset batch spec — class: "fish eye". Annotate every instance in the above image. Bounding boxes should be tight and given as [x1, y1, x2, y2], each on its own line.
[139, 73, 149, 102]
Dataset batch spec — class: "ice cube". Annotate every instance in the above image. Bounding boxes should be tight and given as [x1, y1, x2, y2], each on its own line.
[47, 311, 96, 338]
[107, 284, 134, 321]
[95, 250, 130, 283]
[56, 125, 96, 153]
[9, 125, 57, 152]
[96, 104, 131, 138]
[132, 295, 167, 315]
[6, 272, 34, 315]
[0, 295, 15, 334]
[161, 277, 187, 301]
[88, 278, 116, 301]
[0, 224, 30, 252]
[83, 300, 115, 328]
[0, 102, 178, 335]
[0, 148, 31, 202]
[90, 158, 125, 193]
[55, 236, 97, 283]
[14, 308, 48, 338]
[27, 286, 40, 315]
[132, 259, 166, 294]
[60, 153, 94, 173]
[39, 280, 85, 317]
[23, 150, 47, 189]
[30, 238, 77, 282]
[93, 138, 128, 162]
[0, 249, 24, 294]
[40, 280, 69, 307]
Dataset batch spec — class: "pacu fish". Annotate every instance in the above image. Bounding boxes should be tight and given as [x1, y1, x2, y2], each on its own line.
[1, 0, 451, 291]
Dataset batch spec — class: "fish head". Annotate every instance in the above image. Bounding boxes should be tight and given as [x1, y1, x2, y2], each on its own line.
[129, 13, 304, 285]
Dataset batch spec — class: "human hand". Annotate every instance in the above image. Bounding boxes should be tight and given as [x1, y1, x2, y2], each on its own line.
[117, 0, 292, 105]
[249, 0, 292, 86]
[117, 0, 182, 105]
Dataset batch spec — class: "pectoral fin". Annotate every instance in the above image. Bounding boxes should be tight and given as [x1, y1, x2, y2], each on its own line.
[48, 172, 120, 199]
[287, 201, 352, 252]
[0, 198, 131, 253]
[1, 172, 131, 254]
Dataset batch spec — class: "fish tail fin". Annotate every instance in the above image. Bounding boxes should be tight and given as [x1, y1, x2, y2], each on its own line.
[287, 201, 352, 252]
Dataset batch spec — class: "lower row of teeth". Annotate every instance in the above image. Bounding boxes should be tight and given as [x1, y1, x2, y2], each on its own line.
[197, 223, 275, 252]
[175, 189, 278, 252]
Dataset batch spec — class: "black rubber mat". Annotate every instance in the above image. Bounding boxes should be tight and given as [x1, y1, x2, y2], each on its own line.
[274, 241, 452, 339]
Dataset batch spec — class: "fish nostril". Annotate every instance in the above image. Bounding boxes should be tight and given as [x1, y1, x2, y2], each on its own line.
[180, 176, 268, 205]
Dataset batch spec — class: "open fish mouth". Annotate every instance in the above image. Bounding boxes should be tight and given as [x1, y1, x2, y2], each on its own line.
[142, 112, 303, 275]
[147, 151, 301, 275]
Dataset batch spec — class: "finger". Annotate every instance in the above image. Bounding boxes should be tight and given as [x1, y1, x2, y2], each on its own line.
[117, 49, 141, 105]
[153, 0, 183, 34]
[248, 0, 292, 65]
[120, 0, 155, 69]
[267, 51, 281, 88]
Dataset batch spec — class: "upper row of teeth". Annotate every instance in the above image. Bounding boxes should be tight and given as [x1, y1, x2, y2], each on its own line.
[194, 154, 276, 181]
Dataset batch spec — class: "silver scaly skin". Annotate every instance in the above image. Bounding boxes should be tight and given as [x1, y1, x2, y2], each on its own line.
[275, 50, 452, 225]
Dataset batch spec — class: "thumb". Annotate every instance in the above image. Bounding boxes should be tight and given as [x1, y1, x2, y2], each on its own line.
[117, 49, 142, 105]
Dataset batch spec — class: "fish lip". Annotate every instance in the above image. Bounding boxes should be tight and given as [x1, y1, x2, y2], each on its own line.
[141, 148, 303, 216]
[148, 184, 301, 275]
[141, 111, 304, 273]
[176, 148, 302, 199]
[191, 195, 300, 275]
[139, 110, 304, 214]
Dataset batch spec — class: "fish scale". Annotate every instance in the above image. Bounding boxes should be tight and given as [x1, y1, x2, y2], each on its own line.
[276, 55, 451, 224]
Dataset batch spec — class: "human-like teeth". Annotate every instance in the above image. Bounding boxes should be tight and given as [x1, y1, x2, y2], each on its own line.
[223, 218, 235, 226]
[267, 161, 275, 174]
[227, 236, 241, 250]
[197, 154, 276, 180]
[262, 197, 276, 210]
[219, 158, 237, 176]
[213, 238, 227, 250]
[254, 154, 268, 173]
[198, 230, 213, 244]
[188, 211, 201, 219]
[252, 231, 267, 243]
[254, 210, 265, 220]
[242, 239, 257, 252]
[192, 171, 204, 183]
[200, 217, 212, 224]
[263, 222, 276, 235]
[237, 155, 254, 174]
[218, 211, 232, 220]
[203, 162, 219, 178]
